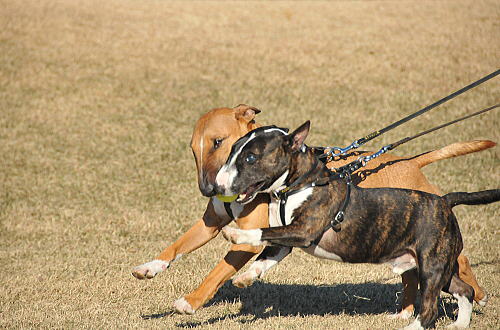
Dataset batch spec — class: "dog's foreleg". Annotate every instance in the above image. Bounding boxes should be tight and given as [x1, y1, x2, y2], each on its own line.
[223, 221, 322, 248]
[132, 259, 170, 279]
[133, 202, 226, 280]
[174, 243, 263, 313]
[233, 246, 292, 288]
[222, 227, 263, 246]
[174, 199, 269, 313]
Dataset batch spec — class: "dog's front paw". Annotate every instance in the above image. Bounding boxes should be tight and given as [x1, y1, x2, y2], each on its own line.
[401, 317, 424, 330]
[173, 297, 195, 315]
[389, 309, 413, 320]
[477, 293, 488, 307]
[221, 227, 263, 246]
[132, 260, 169, 279]
[233, 268, 261, 288]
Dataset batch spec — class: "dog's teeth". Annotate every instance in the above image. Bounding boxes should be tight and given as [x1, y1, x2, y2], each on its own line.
[237, 194, 247, 202]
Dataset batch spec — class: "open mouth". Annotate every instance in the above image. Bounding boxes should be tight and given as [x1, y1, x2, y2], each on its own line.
[236, 181, 266, 204]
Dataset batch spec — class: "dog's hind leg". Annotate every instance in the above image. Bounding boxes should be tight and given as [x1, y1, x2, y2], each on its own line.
[408, 248, 456, 329]
[392, 269, 418, 319]
[442, 272, 474, 328]
[405, 272, 441, 330]
[233, 246, 292, 288]
[457, 255, 487, 306]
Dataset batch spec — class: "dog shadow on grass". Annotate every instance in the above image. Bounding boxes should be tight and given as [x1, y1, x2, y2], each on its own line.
[168, 280, 464, 328]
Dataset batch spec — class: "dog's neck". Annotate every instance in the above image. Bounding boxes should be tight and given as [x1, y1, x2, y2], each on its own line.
[284, 147, 330, 189]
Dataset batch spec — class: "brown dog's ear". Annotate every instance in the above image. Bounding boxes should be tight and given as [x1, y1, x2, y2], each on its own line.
[234, 104, 261, 123]
[288, 121, 311, 152]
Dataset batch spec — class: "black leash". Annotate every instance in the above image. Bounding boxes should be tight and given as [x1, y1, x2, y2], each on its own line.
[332, 103, 499, 175]
[321, 69, 500, 160]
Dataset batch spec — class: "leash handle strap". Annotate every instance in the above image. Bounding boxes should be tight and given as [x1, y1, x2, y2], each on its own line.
[388, 103, 499, 150]
[333, 103, 499, 175]
[323, 69, 500, 160]
[358, 69, 500, 145]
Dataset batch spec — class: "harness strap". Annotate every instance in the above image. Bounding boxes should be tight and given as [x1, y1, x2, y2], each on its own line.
[328, 172, 352, 232]
[224, 202, 234, 219]
[278, 192, 288, 226]
[277, 179, 329, 226]
[279, 157, 320, 194]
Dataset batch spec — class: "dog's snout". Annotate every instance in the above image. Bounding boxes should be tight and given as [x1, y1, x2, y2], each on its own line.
[199, 182, 215, 197]
[198, 175, 216, 197]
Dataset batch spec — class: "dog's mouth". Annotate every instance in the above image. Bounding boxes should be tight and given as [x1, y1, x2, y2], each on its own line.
[236, 181, 266, 204]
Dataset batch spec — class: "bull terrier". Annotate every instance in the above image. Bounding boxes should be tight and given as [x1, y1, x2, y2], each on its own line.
[216, 121, 499, 328]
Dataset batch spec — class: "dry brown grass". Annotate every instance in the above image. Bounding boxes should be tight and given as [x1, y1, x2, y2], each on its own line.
[0, 0, 499, 328]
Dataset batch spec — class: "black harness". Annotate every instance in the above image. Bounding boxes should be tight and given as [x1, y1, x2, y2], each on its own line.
[272, 157, 354, 232]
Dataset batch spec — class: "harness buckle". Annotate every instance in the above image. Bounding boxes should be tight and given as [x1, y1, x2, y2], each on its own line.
[331, 211, 344, 232]
[334, 211, 344, 222]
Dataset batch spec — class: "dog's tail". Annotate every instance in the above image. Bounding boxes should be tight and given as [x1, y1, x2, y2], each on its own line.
[412, 140, 496, 169]
[444, 189, 500, 208]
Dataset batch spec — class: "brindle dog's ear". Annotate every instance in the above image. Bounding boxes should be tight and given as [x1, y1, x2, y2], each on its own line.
[288, 121, 310, 152]
[233, 104, 261, 123]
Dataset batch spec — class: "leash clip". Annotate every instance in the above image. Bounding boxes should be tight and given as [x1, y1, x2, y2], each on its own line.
[326, 140, 361, 161]
[358, 144, 392, 166]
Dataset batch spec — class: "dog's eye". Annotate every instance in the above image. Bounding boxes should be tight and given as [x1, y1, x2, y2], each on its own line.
[213, 138, 223, 150]
[245, 153, 257, 164]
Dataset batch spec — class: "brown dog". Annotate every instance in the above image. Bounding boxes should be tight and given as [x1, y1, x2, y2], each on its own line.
[132, 105, 493, 316]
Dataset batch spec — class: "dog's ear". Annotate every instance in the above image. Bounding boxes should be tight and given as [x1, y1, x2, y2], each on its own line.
[234, 104, 261, 123]
[287, 121, 310, 152]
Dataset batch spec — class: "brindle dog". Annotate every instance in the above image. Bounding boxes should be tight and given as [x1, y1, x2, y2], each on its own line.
[215, 122, 499, 329]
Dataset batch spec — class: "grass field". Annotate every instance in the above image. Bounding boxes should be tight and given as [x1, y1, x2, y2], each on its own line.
[1, 0, 499, 328]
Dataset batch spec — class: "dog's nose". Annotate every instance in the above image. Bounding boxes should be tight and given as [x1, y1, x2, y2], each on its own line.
[198, 180, 216, 197]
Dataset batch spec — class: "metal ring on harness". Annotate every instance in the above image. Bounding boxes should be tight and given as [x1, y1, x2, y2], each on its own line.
[329, 172, 352, 232]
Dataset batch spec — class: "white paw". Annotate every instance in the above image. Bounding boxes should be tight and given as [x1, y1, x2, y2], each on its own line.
[448, 293, 472, 328]
[173, 297, 195, 315]
[446, 321, 469, 329]
[221, 226, 262, 246]
[132, 260, 169, 279]
[389, 309, 413, 320]
[400, 317, 423, 330]
[477, 293, 488, 307]
[233, 268, 261, 288]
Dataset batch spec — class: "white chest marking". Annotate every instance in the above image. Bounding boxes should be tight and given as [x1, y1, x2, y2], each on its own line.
[302, 244, 343, 262]
[269, 185, 313, 227]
